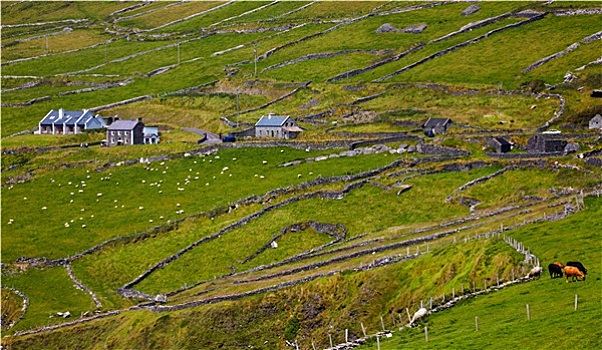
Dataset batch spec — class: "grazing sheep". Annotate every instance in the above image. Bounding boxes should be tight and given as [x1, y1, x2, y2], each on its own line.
[564, 266, 585, 282]
[411, 307, 428, 324]
[527, 266, 542, 279]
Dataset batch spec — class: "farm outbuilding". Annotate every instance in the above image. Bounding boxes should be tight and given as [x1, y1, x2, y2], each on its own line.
[423, 118, 452, 136]
[106, 118, 144, 146]
[255, 113, 303, 139]
[589, 114, 602, 130]
[527, 133, 567, 153]
[489, 136, 512, 153]
[38, 108, 106, 135]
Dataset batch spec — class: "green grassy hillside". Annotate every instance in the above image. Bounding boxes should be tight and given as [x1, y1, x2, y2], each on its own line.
[1, 1, 600, 349]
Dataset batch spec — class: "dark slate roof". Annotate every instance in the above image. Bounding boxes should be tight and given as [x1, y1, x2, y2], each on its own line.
[107, 119, 141, 130]
[255, 114, 289, 127]
[423, 117, 451, 128]
[40, 109, 104, 126]
[492, 137, 511, 146]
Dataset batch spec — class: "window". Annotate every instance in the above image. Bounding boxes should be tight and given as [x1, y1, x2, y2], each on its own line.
[125, 131, 129, 136]
[111, 131, 116, 136]
[118, 131, 122, 136]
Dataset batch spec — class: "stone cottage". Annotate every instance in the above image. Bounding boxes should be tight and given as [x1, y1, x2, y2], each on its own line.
[255, 113, 303, 139]
[527, 133, 567, 154]
[489, 136, 512, 153]
[423, 118, 452, 136]
[589, 114, 602, 130]
[106, 118, 144, 146]
[38, 108, 106, 135]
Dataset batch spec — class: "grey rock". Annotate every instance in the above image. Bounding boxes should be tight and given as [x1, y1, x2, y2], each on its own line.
[461, 4, 481, 16]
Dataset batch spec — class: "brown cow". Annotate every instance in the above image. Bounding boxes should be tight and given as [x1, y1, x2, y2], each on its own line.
[564, 266, 585, 283]
[553, 261, 565, 268]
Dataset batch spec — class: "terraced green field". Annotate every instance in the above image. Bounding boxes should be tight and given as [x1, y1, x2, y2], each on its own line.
[1, 1, 600, 349]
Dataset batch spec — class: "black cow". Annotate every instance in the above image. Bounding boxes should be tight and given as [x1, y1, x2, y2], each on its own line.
[566, 261, 587, 275]
[548, 263, 563, 278]
[548, 264, 562, 278]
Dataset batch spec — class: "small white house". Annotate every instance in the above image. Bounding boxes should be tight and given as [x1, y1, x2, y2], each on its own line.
[255, 113, 303, 139]
[38, 109, 106, 135]
[143, 126, 160, 144]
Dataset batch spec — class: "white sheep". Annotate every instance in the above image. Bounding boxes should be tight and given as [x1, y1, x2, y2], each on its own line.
[411, 307, 428, 325]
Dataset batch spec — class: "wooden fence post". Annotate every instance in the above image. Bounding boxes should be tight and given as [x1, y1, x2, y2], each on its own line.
[406, 308, 411, 323]
[377, 335, 380, 350]
[424, 325, 428, 342]
[526, 304, 530, 321]
[574, 294, 578, 311]
[381, 316, 385, 331]
[429, 297, 433, 309]
[452, 288, 455, 299]
[345, 329, 348, 343]
[475, 316, 478, 331]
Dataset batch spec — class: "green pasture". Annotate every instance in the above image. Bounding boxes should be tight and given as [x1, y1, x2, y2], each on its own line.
[4, 232, 527, 349]
[1, 266, 96, 333]
[0, 1, 127, 25]
[364, 196, 602, 350]
[357, 85, 561, 131]
[1, 28, 110, 62]
[462, 167, 602, 209]
[379, 14, 602, 88]
[116, 1, 223, 31]
[1, 147, 406, 262]
[153, 1, 271, 34]
[134, 166, 493, 295]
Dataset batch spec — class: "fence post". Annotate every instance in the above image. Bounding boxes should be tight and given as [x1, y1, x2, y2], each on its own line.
[452, 288, 455, 299]
[424, 325, 428, 342]
[461, 283, 464, 295]
[381, 316, 386, 331]
[429, 297, 433, 309]
[406, 308, 411, 323]
[329, 334, 333, 348]
[475, 316, 479, 331]
[361, 322, 366, 337]
[574, 294, 578, 311]
[526, 304, 530, 321]
[345, 329, 348, 343]
[377, 335, 380, 350]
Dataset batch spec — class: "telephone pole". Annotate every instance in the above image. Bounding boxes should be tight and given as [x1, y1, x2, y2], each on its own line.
[254, 43, 259, 78]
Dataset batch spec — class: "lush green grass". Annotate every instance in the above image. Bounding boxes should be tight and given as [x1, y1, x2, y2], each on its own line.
[1, 266, 96, 333]
[379, 14, 602, 88]
[363, 196, 602, 350]
[5, 231, 526, 349]
[116, 1, 224, 30]
[1, 28, 110, 61]
[0, 147, 404, 262]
